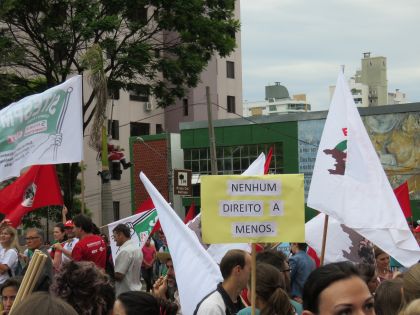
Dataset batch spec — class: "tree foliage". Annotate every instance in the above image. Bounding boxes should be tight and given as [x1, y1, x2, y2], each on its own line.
[0, 0, 239, 129]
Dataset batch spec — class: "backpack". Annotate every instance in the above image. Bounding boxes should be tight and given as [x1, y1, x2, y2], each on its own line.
[7, 248, 24, 277]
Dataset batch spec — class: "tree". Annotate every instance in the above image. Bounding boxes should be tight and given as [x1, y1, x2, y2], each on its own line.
[0, 0, 239, 214]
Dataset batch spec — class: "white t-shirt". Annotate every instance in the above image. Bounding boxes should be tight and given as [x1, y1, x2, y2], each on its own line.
[0, 248, 18, 284]
[115, 239, 143, 296]
[61, 238, 79, 264]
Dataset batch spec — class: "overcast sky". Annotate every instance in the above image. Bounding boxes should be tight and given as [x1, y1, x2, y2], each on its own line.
[240, 0, 420, 111]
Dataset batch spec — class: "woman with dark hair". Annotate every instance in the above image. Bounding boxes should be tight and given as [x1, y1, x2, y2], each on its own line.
[302, 262, 374, 315]
[374, 246, 392, 282]
[238, 263, 295, 315]
[50, 260, 115, 315]
[357, 263, 379, 294]
[113, 291, 178, 315]
[50, 223, 67, 271]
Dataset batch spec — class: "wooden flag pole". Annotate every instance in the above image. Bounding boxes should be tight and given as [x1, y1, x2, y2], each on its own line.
[251, 243, 257, 315]
[319, 214, 329, 266]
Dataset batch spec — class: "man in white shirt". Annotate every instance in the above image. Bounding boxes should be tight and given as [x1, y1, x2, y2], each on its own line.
[112, 224, 142, 296]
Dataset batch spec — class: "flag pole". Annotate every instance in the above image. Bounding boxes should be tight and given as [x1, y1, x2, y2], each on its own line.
[251, 243, 257, 315]
[81, 160, 85, 214]
[319, 214, 329, 266]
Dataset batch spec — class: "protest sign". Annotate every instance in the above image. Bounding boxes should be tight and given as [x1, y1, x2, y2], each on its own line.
[201, 174, 305, 244]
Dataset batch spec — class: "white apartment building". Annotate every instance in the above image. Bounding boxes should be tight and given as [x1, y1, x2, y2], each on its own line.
[243, 82, 311, 117]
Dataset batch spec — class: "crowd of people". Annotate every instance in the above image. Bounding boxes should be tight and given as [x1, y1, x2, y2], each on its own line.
[0, 206, 418, 315]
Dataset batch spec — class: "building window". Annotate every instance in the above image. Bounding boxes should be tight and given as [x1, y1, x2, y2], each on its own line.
[108, 86, 120, 100]
[184, 143, 284, 175]
[113, 201, 120, 220]
[226, 61, 235, 79]
[110, 162, 122, 180]
[107, 119, 119, 140]
[156, 124, 163, 134]
[129, 84, 149, 102]
[183, 98, 189, 116]
[269, 105, 277, 111]
[130, 122, 150, 136]
[227, 95, 236, 113]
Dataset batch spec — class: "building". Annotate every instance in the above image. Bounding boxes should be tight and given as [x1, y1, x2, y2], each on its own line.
[330, 53, 407, 107]
[243, 82, 311, 117]
[83, 2, 243, 224]
[176, 102, 420, 222]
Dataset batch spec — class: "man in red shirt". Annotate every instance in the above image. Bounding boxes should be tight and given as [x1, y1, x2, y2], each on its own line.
[71, 214, 106, 269]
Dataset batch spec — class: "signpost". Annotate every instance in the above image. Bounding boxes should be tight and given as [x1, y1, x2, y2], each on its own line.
[174, 169, 192, 196]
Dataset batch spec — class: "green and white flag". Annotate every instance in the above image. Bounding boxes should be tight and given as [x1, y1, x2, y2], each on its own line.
[108, 209, 158, 263]
[0, 76, 83, 181]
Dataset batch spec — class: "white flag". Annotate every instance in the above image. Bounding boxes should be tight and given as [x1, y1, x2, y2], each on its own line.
[308, 72, 420, 267]
[0, 76, 83, 181]
[140, 172, 223, 315]
[107, 210, 158, 264]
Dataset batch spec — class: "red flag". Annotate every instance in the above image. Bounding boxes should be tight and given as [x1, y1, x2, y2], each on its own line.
[264, 147, 273, 175]
[0, 165, 63, 227]
[393, 181, 412, 218]
[184, 202, 196, 224]
[135, 197, 161, 233]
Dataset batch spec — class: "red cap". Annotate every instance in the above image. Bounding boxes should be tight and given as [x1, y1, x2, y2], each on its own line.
[414, 225, 420, 233]
[64, 220, 74, 228]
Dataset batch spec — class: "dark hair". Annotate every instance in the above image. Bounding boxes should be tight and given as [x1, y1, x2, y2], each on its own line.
[303, 262, 361, 313]
[12, 292, 78, 315]
[54, 223, 68, 242]
[72, 214, 93, 233]
[296, 243, 308, 251]
[113, 224, 131, 238]
[357, 263, 376, 284]
[51, 260, 115, 315]
[374, 278, 404, 315]
[1, 278, 20, 295]
[257, 250, 288, 272]
[254, 263, 294, 315]
[220, 249, 247, 280]
[117, 291, 178, 315]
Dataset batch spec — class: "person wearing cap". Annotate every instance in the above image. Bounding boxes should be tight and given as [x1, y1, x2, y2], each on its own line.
[52, 206, 79, 265]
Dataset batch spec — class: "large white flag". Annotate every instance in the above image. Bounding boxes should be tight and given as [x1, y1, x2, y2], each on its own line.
[107, 210, 158, 264]
[0, 76, 83, 181]
[308, 72, 420, 267]
[140, 172, 223, 315]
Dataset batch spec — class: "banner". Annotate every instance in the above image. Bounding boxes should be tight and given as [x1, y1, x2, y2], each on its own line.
[308, 72, 420, 267]
[201, 174, 305, 244]
[0, 165, 63, 227]
[0, 76, 83, 181]
[107, 209, 158, 263]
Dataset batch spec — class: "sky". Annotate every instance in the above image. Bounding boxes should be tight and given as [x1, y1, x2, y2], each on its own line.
[240, 0, 420, 111]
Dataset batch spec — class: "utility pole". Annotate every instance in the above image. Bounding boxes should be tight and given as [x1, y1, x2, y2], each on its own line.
[206, 86, 218, 175]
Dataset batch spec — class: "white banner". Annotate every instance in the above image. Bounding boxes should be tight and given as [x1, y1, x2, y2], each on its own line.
[0, 76, 83, 181]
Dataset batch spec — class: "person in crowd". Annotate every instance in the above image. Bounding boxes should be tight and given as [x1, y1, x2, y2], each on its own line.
[374, 278, 404, 315]
[100, 233, 115, 281]
[0, 278, 20, 315]
[71, 214, 106, 269]
[194, 249, 251, 315]
[256, 250, 302, 314]
[114, 291, 178, 315]
[302, 262, 374, 315]
[399, 299, 420, 315]
[153, 255, 182, 314]
[142, 237, 156, 292]
[401, 263, 420, 306]
[0, 227, 19, 285]
[413, 225, 420, 246]
[289, 243, 315, 303]
[51, 260, 115, 315]
[52, 220, 79, 267]
[50, 223, 67, 271]
[23, 228, 53, 291]
[112, 224, 142, 296]
[11, 292, 78, 315]
[237, 263, 295, 315]
[357, 263, 380, 294]
[374, 246, 393, 282]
